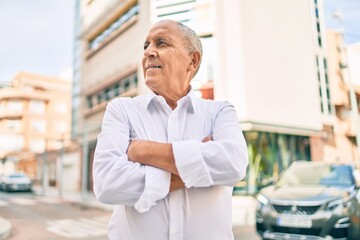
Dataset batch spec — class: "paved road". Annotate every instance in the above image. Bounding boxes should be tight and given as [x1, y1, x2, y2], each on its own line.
[1, 191, 261, 240]
[0, 191, 110, 240]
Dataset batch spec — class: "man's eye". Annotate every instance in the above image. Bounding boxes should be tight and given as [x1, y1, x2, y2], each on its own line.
[143, 44, 149, 50]
[158, 40, 167, 47]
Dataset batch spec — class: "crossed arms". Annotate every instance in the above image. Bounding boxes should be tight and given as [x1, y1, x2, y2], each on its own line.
[93, 99, 248, 207]
[127, 136, 212, 192]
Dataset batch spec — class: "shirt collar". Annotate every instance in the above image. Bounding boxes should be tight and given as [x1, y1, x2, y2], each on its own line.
[145, 88, 197, 113]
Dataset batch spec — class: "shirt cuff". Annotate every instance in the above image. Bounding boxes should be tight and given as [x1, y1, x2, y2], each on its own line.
[134, 166, 170, 213]
[172, 140, 213, 188]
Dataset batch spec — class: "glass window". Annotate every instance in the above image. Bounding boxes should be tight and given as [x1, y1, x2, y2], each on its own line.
[54, 122, 67, 133]
[113, 82, 120, 97]
[278, 164, 354, 187]
[88, 4, 139, 50]
[318, 36, 322, 47]
[124, 80, 130, 92]
[6, 120, 21, 132]
[29, 100, 46, 114]
[105, 88, 111, 101]
[29, 139, 45, 153]
[7, 100, 23, 112]
[30, 119, 46, 133]
[236, 131, 311, 194]
[0, 134, 24, 152]
[87, 96, 93, 108]
[55, 103, 67, 114]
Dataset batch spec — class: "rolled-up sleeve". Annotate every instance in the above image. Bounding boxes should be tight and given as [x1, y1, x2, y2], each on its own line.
[172, 102, 248, 188]
[93, 99, 170, 211]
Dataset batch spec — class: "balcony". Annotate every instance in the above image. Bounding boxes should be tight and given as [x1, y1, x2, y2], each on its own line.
[0, 111, 23, 120]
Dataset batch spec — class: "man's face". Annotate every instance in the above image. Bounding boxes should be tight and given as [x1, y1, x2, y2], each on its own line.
[142, 21, 194, 97]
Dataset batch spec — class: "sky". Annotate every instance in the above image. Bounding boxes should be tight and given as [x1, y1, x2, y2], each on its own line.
[0, 0, 359, 83]
[0, 0, 74, 83]
[323, 0, 360, 44]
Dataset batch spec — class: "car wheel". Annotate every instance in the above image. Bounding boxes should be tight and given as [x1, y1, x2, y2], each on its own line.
[348, 222, 360, 240]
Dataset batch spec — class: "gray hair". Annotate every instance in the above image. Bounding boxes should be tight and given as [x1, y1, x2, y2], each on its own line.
[158, 20, 203, 76]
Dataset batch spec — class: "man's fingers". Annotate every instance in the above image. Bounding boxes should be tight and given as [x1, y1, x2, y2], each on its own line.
[202, 136, 213, 142]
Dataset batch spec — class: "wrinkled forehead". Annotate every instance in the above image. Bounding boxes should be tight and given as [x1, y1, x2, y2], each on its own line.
[145, 21, 184, 41]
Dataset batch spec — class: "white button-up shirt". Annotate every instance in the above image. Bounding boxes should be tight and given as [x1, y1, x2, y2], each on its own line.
[93, 90, 248, 240]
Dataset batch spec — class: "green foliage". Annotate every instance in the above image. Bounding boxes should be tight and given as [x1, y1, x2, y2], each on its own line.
[247, 144, 261, 193]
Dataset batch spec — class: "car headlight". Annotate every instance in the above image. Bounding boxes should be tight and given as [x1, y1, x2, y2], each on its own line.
[326, 198, 352, 211]
[257, 194, 270, 210]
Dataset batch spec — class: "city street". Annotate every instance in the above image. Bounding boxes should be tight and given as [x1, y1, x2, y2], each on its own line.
[0, 191, 261, 240]
[0, 191, 111, 240]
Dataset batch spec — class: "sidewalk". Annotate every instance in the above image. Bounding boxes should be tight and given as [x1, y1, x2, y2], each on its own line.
[0, 217, 11, 240]
[232, 195, 257, 226]
[31, 184, 113, 212]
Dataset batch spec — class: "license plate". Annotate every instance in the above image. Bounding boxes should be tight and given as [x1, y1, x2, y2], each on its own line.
[277, 216, 312, 228]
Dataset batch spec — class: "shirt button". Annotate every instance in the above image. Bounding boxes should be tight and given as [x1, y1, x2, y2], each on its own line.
[170, 194, 179, 202]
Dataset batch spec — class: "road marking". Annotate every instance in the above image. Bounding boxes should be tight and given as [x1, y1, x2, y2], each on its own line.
[10, 197, 37, 206]
[36, 196, 64, 204]
[46, 216, 109, 238]
[0, 200, 9, 207]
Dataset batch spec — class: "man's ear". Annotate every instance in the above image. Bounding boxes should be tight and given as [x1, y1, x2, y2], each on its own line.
[189, 51, 201, 72]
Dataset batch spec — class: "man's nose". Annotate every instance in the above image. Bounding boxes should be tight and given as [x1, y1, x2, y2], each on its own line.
[144, 45, 157, 58]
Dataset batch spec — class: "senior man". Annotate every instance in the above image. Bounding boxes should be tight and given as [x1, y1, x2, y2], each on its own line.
[93, 20, 248, 240]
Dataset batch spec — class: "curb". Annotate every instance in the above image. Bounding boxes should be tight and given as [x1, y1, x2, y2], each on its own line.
[0, 217, 11, 240]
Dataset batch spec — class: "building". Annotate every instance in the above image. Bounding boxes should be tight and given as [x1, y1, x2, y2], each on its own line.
[74, 0, 357, 195]
[0, 72, 71, 186]
[214, 0, 325, 192]
[315, 29, 358, 163]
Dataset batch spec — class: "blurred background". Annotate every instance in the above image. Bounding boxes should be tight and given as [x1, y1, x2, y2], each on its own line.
[0, 0, 359, 239]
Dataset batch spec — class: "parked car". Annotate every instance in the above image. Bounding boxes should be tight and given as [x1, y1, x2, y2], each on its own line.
[256, 161, 360, 240]
[0, 172, 32, 192]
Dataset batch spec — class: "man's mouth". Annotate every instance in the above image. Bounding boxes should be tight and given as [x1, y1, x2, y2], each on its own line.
[146, 65, 162, 70]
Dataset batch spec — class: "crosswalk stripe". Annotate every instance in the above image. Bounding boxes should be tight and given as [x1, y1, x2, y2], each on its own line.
[46, 217, 108, 238]
[10, 197, 36, 206]
[0, 200, 9, 207]
[92, 215, 110, 223]
[36, 197, 64, 204]
[78, 218, 108, 229]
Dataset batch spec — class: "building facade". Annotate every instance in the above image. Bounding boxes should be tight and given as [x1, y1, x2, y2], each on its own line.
[73, 0, 358, 195]
[0, 72, 71, 185]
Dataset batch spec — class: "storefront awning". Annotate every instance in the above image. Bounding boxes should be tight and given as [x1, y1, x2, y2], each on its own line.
[240, 121, 323, 137]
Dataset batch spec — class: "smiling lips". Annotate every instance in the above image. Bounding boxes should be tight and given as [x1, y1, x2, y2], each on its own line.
[146, 64, 162, 70]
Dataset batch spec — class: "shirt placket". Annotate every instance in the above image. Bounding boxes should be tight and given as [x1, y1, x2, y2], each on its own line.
[168, 109, 183, 240]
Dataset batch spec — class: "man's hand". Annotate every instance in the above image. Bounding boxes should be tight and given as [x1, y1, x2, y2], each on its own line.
[170, 174, 185, 192]
[202, 136, 213, 142]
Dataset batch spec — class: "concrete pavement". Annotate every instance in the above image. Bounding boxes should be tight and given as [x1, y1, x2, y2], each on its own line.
[0, 217, 11, 240]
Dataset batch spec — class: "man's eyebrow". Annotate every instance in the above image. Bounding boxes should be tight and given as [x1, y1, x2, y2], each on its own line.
[155, 36, 169, 41]
[143, 35, 170, 45]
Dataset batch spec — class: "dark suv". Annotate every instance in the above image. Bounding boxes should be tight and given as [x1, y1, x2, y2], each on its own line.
[256, 161, 360, 240]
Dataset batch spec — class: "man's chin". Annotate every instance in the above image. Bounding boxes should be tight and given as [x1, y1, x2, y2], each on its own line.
[145, 80, 160, 92]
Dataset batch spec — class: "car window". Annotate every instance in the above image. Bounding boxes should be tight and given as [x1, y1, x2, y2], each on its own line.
[277, 164, 354, 187]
